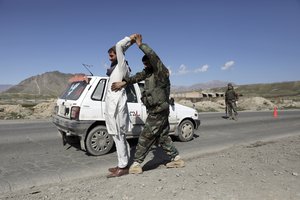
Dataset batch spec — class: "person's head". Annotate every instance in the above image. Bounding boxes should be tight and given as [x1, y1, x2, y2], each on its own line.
[142, 55, 151, 68]
[228, 83, 233, 89]
[108, 46, 117, 62]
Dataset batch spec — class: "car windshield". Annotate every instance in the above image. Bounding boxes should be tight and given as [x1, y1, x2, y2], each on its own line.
[59, 81, 88, 100]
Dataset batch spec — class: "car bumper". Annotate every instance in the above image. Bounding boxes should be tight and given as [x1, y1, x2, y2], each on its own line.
[52, 114, 94, 137]
[194, 119, 201, 129]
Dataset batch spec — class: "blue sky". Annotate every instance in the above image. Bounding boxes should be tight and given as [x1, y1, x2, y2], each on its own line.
[1, 0, 300, 86]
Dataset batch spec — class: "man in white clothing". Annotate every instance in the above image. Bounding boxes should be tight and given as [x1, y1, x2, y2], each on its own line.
[105, 34, 136, 178]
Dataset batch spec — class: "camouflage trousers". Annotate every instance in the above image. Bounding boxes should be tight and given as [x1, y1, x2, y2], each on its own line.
[134, 110, 179, 164]
[227, 100, 238, 117]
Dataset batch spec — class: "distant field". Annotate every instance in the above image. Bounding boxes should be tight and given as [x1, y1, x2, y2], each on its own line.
[212, 81, 300, 98]
[0, 93, 54, 106]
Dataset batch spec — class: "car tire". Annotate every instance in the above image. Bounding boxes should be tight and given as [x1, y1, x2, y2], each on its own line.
[85, 125, 114, 156]
[177, 119, 194, 142]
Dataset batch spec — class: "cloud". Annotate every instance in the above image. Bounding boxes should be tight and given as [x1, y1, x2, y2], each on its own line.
[171, 63, 209, 76]
[221, 60, 235, 70]
[177, 64, 190, 75]
[195, 64, 209, 73]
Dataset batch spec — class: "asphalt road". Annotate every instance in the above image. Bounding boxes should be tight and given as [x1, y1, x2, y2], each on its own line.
[0, 110, 299, 194]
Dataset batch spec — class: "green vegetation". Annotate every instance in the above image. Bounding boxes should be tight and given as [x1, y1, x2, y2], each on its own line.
[213, 81, 300, 98]
[235, 81, 300, 98]
[4, 112, 26, 120]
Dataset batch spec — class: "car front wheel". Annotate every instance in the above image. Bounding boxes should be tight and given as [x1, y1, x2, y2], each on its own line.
[85, 125, 114, 156]
[177, 119, 194, 142]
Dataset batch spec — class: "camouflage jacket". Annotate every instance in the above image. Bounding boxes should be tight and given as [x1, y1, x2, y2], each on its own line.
[124, 43, 170, 113]
[225, 88, 238, 102]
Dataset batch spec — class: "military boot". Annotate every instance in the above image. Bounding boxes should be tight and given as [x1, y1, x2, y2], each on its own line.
[166, 155, 185, 168]
[129, 162, 143, 174]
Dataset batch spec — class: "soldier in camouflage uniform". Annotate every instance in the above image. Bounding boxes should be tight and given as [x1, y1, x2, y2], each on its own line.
[225, 83, 238, 120]
[112, 34, 184, 174]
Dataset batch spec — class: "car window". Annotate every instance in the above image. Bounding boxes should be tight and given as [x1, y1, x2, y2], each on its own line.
[92, 79, 107, 101]
[125, 84, 137, 103]
[60, 81, 88, 100]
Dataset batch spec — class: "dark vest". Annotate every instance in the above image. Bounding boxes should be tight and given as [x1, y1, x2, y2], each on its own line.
[141, 71, 170, 113]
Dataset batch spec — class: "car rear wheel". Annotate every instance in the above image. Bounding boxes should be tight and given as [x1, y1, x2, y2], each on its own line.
[177, 119, 194, 142]
[85, 125, 114, 156]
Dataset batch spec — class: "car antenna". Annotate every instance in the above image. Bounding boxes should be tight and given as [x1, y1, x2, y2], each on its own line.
[82, 63, 94, 76]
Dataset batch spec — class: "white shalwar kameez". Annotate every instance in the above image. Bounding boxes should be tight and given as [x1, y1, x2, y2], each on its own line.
[105, 36, 132, 168]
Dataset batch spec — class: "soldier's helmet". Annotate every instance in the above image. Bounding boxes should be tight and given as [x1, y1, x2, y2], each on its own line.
[228, 83, 233, 87]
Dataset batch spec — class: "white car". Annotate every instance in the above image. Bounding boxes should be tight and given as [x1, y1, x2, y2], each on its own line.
[52, 75, 200, 156]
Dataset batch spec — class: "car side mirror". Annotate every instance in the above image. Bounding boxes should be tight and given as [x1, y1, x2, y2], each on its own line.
[169, 97, 175, 106]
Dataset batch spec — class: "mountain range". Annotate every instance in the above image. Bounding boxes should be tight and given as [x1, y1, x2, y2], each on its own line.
[0, 71, 230, 96]
[171, 80, 230, 92]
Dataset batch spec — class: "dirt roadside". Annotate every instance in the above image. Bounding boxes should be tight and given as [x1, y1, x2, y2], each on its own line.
[1, 135, 299, 200]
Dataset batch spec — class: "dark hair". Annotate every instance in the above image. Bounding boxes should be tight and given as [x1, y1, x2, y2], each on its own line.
[108, 46, 116, 54]
[142, 55, 149, 62]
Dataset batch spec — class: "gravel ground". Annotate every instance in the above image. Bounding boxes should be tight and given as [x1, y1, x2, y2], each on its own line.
[1, 135, 300, 200]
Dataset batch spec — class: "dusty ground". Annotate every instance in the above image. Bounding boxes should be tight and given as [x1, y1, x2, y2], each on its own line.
[0, 97, 299, 199]
[1, 135, 299, 200]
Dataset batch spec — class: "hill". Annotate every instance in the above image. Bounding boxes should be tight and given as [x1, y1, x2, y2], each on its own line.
[3, 71, 73, 97]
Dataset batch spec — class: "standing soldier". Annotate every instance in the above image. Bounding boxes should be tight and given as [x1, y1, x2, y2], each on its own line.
[225, 83, 238, 120]
[112, 34, 185, 174]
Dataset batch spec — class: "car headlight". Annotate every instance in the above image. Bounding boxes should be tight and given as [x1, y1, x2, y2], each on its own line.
[194, 112, 198, 118]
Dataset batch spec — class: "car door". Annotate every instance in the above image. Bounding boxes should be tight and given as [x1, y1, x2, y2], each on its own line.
[169, 101, 178, 132]
[125, 84, 146, 136]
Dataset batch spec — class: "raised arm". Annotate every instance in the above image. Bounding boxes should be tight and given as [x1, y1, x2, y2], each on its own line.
[115, 34, 136, 77]
[135, 34, 168, 75]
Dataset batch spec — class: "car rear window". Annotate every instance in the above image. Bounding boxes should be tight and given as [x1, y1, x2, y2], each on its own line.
[60, 81, 88, 100]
